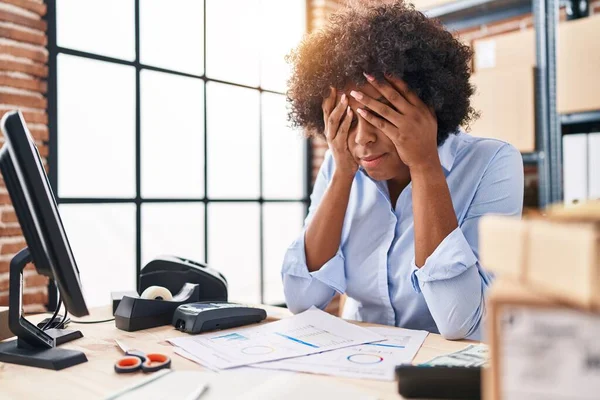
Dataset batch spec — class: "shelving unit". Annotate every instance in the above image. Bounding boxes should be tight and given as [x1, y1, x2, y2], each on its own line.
[561, 110, 600, 126]
[561, 111, 600, 135]
[425, 0, 564, 208]
[425, 0, 532, 30]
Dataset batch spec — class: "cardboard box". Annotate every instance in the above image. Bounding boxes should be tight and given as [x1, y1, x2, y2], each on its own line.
[471, 14, 600, 115]
[473, 29, 535, 73]
[527, 218, 600, 309]
[479, 203, 600, 310]
[479, 216, 529, 282]
[557, 15, 600, 114]
[0, 306, 12, 341]
[485, 280, 600, 400]
[470, 28, 536, 152]
[469, 66, 535, 152]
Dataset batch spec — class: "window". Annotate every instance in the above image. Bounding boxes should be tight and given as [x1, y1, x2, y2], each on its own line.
[50, 0, 308, 307]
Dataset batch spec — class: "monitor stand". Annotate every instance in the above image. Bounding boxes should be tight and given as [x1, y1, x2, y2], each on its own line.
[0, 248, 87, 370]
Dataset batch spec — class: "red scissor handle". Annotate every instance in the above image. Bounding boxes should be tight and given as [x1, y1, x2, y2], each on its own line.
[141, 353, 171, 372]
[115, 356, 142, 373]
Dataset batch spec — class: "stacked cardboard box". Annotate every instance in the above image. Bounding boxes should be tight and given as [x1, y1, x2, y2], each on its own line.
[470, 29, 536, 152]
[480, 202, 600, 399]
[557, 15, 600, 114]
[469, 14, 600, 152]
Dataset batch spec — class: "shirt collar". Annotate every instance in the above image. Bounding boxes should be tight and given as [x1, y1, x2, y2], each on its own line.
[437, 131, 461, 173]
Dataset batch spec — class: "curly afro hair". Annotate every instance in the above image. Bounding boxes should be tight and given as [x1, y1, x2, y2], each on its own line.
[286, 0, 478, 145]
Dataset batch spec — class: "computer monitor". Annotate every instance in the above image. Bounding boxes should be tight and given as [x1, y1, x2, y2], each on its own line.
[0, 111, 89, 370]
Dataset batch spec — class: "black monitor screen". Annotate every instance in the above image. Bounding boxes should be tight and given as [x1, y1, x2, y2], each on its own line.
[0, 111, 88, 317]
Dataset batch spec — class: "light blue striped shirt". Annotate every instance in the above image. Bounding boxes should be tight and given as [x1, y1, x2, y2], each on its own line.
[281, 132, 524, 340]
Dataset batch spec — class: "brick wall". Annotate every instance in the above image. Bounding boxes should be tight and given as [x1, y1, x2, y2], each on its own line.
[0, 0, 49, 314]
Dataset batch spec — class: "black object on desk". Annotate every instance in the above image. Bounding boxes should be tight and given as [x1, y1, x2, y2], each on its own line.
[114, 283, 201, 332]
[172, 302, 267, 334]
[139, 256, 227, 300]
[395, 365, 481, 399]
[113, 255, 230, 332]
[112, 255, 229, 314]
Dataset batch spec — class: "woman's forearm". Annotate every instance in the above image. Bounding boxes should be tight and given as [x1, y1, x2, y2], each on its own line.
[304, 172, 354, 272]
[411, 158, 458, 267]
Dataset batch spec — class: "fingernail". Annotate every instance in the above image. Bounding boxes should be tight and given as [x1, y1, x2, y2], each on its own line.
[350, 90, 363, 100]
[341, 93, 347, 103]
[363, 72, 374, 82]
[357, 108, 366, 116]
[347, 106, 352, 115]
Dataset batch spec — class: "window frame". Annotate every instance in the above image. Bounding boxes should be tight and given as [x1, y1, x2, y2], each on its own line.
[45, 0, 312, 308]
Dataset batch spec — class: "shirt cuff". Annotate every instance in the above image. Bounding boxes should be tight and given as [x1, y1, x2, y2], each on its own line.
[410, 227, 478, 293]
[282, 232, 347, 294]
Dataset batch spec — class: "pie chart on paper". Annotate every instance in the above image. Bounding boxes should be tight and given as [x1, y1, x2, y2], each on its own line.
[346, 353, 385, 364]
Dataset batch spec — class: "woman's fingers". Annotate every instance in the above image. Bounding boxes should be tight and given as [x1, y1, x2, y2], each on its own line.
[363, 73, 412, 115]
[356, 107, 398, 143]
[336, 106, 353, 144]
[384, 74, 425, 109]
[326, 93, 348, 141]
[349, 89, 403, 127]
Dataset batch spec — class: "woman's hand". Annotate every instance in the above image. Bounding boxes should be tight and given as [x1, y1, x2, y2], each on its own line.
[322, 87, 358, 178]
[350, 74, 439, 171]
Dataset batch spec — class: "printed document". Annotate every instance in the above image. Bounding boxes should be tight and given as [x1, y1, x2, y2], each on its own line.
[251, 327, 428, 381]
[168, 307, 385, 369]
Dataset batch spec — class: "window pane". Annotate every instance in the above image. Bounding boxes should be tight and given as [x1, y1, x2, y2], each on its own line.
[141, 70, 204, 199]
[262, 93, 305, 199]
[57, 0, 135, 61]
[207, 83, 260, 199]
[59, 204, 136, 308]
[57, 55, 135, 198]
[142, 203, 205, 267]
[206, 0, 260, 86]
[263, 202, 305, 305]
[208, 203, 260, 303]
[259, 0, 306, 92]
[140, 0, 204, 75]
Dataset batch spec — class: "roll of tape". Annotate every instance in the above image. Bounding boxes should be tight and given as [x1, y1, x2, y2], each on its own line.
[140, 286, 173, 301]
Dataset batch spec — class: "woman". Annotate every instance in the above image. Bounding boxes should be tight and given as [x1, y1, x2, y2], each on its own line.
[281, 1, 523, 340]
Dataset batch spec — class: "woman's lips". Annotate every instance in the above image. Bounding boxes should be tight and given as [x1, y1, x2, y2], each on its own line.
[361, 153, 386, 168]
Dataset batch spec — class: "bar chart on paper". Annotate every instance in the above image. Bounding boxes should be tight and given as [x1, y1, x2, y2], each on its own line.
[168, 307, 385, 369]
[274, 325, 355, 348]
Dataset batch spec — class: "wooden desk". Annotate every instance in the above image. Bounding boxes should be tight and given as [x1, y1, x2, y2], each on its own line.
[0, 306, 472, 400]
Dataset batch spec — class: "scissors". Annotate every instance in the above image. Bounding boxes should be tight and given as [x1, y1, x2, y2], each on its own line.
[114, 339, 171, 374]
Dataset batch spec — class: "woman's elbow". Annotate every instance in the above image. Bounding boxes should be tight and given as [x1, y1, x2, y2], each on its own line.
[437, 313, 482, 340]
[438, 324, 472, 341]
[286, 301, 312, 315]
[283, 277, 335, 315]
[284, 292, 326, 314]
[283, 282, 310, 314]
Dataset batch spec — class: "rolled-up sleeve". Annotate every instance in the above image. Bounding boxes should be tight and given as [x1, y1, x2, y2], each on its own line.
[411, 227, 478, 291]
[282, 232, 346, 314]
[410, 143, 524, 340]
[281, 151, 348, 314]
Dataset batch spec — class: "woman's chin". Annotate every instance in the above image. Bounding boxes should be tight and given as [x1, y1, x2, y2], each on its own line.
[364, 168, 393, 181]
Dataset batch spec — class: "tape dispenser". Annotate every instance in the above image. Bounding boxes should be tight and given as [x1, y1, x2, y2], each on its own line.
[113, 256, 228, 332]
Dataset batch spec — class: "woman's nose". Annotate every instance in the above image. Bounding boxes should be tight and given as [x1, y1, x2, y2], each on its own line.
[354, 119, 377, 146]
